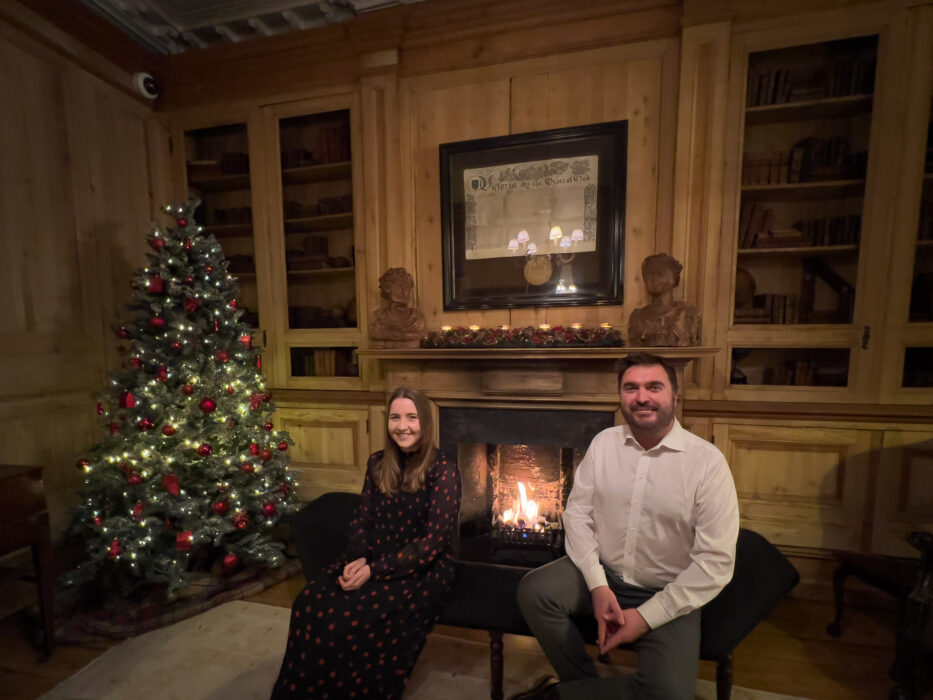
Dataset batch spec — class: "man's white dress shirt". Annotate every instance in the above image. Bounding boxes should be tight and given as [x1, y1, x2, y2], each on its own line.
[563, 419, 740, 630]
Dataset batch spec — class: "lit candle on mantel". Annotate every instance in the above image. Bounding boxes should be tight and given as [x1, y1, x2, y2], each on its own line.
[539, 323, 551, 331]
[600, 322, 612, 329]
[499, 325, 510, 331]
[441, 325, 452, 332]
[571, 323, 582, 330]
[468, 325, 481, 331]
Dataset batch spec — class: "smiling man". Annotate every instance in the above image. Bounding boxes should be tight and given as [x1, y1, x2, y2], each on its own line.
[513, 352, 739, 700]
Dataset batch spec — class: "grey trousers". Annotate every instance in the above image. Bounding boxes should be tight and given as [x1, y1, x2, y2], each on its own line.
[517, 556, 701, 700]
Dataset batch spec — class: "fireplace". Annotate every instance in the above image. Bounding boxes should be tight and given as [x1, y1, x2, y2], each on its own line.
[440, 406, 614, 566]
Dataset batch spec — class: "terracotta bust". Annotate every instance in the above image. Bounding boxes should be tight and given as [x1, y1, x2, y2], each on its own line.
[369, 267, 426, 349]
[627, 253, 701, 347]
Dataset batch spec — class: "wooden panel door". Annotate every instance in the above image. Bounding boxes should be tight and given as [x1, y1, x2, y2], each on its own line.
[276, 405, 370, 502]
[714, 423, 872, 551]
[872, 429, 933, 556]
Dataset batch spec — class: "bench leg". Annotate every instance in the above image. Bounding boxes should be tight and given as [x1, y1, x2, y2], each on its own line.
[490, 629, 504, 700]
[716, 655, 733, 700]
[826, 564, 851, 637]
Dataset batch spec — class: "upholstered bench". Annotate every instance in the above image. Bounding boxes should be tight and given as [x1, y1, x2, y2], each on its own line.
[290, 492, 799, 700]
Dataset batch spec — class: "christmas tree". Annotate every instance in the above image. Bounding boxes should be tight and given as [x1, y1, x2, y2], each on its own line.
[66, 200, 298, 596]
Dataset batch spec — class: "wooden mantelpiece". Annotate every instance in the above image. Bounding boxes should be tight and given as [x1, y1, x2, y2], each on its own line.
[357, 347, 718, 413]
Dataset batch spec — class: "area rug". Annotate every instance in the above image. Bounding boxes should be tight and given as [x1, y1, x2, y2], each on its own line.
[40, 600, 807, 700]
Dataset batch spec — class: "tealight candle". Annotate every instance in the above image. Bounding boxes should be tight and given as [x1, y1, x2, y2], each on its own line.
[469, 325, 481, 331]
[499, 325, 510, 331]
[441, 325, 452, 332]
[539, 324, 551, 331]
[571, 323, 582, 330]
[600, 322, 612, 329]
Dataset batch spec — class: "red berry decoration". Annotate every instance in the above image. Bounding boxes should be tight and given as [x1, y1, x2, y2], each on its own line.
[264, 422, 273, 431]
[212, 500, 229, 516]
[176, 530, 193, 550]
[127, 473, 142, 486]
[76, 458, 90, 470]
[162, 473, 180, 496]
[176, 218, 187, 227]
[161, 424, 176, 436]
[233, 512, 249, 530]
[262, 502, 277, 517]
[148, 276, 164, 293]
[93, 516, 103, 526]
[183, 297, 199, 314]
[182, 384, 194, 395]
[199, 397, 217, 413]
[197, 443, 213, 457]
[240, 462, 255, 474]
[149, 236, 165, 250]
[223, 553, 239, 570]
[249, 442, 259, 456]
[261, 448, 273, 462]
[171, 341, 183, 351]
[150, 315, 165, 329]
[156, 365, 168, 382]
[216, 350, 229, 363]
[184, 276, 194, 285]
[96, 401, 104, 415]
[137, 417, 154, 431]
[107, 539, 122, 559]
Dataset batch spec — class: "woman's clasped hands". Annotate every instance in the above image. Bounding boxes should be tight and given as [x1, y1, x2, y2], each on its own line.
[338, 557, 372, 591]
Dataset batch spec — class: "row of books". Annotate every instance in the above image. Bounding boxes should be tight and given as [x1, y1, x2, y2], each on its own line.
[735, 292, 806, 325]
[739, 203, 862, 249]
[746, 56, 876, 108]
[742, 137, 867, 186]
[187, 152, 250, 180]
[283, 193, 352, 219]
[280, 123, 352, 169]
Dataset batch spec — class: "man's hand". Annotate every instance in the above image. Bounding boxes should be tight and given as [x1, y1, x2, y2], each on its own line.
[615, 608, 649, 645]
[338, 557, 372, 591]
[591, 586, 625, 654]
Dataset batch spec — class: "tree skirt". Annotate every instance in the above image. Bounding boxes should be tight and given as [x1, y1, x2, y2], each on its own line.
[42, 600, 807, 700]
[54, 558, 301, 643]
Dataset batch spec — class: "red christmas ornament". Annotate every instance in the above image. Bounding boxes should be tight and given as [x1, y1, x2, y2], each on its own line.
[199, 397, 217, 413]
[130, 357, 142, 369]
[182, 384, 194, 395]
[150, 315, 165, 329]
[107, 539, 121, 559]
[262, 502, 277, 517]
[239, 334, 252, 348]
[226, 385, 234, 395]
[240, 462, 255, 474]
[176, 218, 188, 227]
[93, 516, 103, 526]
[133, 501, 145, 521]
[176, 530, 193, 550]
[223, 553, 239, 570]
[171, 341, 183, 351]
[76, 458, 90, 470]
[148, 276, 164, 293]
[261, 448, 273, 462]
[162, 473, 180, 497]
[184, 276, 194, 285]
[127, 473, 142, 486]
[229, 299, 238, 309]
[216, 350, 229, 363]
[137, 417, 154, 431]
[120, 391, 136, 408]
[197, 443, 213, 457]
[161, 424, 176, 436]
[96, 401, 104, 415]
[156, 365, 168, 382]
[205, 265, 214, 273]
[109, 422, 120, 434]
[233, 512, 249, 530]
[249, 442, 260, 456]
[256, 356, 262, 370]
[213, 319, 219, 332]
[116, 326, 129, 338]
[212, 500, 229, 516]
[184, 237, 192, 250]
[278, 483, 291, 496]
[264, 422, 273, 431]
[149, 237, 165, 250]
[183, 297, 199, 314]
[278, 442, 288, 452]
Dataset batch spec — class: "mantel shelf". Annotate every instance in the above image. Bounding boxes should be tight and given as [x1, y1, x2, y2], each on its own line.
[357, 347, 719, 361]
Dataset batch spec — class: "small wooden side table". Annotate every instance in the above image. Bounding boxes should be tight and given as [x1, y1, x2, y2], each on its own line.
[0, 465, 54, 656]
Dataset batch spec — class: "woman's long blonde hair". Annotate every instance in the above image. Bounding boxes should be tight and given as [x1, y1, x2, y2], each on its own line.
[373, 387, 437, 496]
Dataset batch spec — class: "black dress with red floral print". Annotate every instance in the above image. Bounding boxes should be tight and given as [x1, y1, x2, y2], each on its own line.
[270, 450, 461, 699]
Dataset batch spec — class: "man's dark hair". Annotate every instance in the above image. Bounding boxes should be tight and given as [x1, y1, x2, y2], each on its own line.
[616, 352, 679, 395]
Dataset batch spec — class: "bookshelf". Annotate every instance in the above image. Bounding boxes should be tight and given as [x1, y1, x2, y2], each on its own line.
[729, 35, 879, 390]
[183, 122, 259, 327]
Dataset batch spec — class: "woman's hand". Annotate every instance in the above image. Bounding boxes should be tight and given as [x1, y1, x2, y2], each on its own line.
[338, 557, 372, 590]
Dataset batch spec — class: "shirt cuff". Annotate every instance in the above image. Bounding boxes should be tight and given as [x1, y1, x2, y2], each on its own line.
[581, 564, 609, 591]
[636, 596, 673, 630]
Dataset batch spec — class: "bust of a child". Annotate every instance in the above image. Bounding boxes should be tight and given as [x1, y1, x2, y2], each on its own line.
[369, 268, 426, 348]
[627, 253, 701, 347]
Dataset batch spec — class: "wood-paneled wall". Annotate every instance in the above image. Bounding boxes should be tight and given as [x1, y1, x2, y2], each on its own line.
[0, 8, 168, 536]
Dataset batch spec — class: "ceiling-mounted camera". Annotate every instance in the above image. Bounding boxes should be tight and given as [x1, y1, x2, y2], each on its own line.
[133, 72, 160, 100]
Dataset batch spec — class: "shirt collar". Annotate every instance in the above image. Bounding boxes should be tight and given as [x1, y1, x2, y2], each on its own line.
[622, 418, 686, 453]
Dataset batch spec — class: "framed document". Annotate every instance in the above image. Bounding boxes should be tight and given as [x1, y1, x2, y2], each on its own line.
[439, 120, 627, 310]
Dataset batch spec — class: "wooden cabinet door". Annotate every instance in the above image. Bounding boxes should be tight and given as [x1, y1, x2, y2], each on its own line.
[872, 429, 933, 556]
[276, 405, 370, 502]
[714, 423, 872, 551]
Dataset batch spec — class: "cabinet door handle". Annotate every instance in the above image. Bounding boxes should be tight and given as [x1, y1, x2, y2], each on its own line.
[861, 325, 870, 350]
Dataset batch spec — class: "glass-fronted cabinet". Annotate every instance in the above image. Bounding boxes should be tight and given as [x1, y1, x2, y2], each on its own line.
[263, 95, 365, 388]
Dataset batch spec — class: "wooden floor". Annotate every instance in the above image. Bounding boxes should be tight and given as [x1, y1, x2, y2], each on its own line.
[0, 573, 900, 700]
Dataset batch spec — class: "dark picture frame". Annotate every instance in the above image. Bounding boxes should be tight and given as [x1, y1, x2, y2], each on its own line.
[439, 120, 627, 310]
